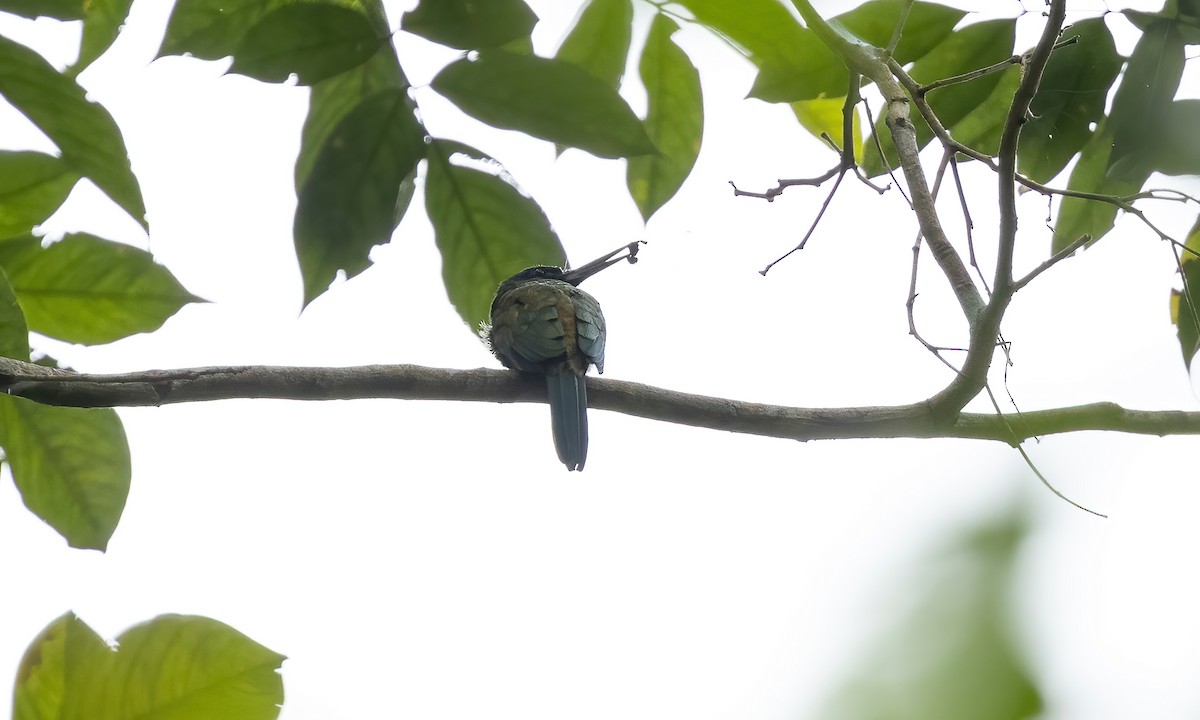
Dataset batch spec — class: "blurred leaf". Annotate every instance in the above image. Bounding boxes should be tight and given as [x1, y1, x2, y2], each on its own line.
[13, 612, 111, 720]
[0, 152, 79, 240]
[1170, 216, 1200, 369]
[627, 14, 702, 222]
[0, 397, 129, 551]
[1018, 18, 1122, 183]
[1154, 99, 1200, 175]
[296, 47, 408, 189]
[822, 509, 1042, 720]
[555, 0, 632, 89]
[401, 0, 536, 49]
[431, 51, 654, 159]
[70, 0, 135, 76]
[425, 140, 565, 329]
[1051, 120, 1147, 252]
[0, 265, 30, 360]
[295, 88, 425, 306]
[1109, 19, 1185, 172]
[14, 613, 285, 720]
[158, 0, 273, 60]
[791, 96, 862, 158]
[0, 234, 204, 345]
[0, 0, 82, 20]
[0, 36, 147, 230]
[229, 3, 385, 85]
[949, 66, 1020, 156]
[864, 19, 1016, 176]
[837, 0, 965, 65]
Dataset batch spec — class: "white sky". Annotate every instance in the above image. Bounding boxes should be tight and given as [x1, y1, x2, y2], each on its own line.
[3, 1, 1200, 718]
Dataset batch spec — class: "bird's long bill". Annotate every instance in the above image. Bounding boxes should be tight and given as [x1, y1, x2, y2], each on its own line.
[561, 241, 644, 286]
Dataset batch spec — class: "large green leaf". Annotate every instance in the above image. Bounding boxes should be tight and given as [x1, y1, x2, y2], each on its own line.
[0, 397, 129, 551]
[295, 89, 426, 306]
[822, 510, 1042, 720]
[0, 152, 79, 240]
[837, 0, 966, 65]
[1170, 215, 1200, 369]
[229, 3, 386, 85]
[1051, 120, 1148, 253]
[71, 0, 135, 76]
[555, 0, 633, 89]
[1018, 18, 1121, 183]
[1154, 99, 1200, 176]
[863, 19, 1016, 175]
[676, 0, 837, 103]
[296, 48, 408, 189]
[0, 0, 82, 20]
[425, 140, 565, 329]
[0, 37, 147, 230]
[159, 0, 272, 59]
[401, 0, 536, 49]
[14, 613, 285, 720]
[1109, 18, 1186, 172]
[431, 51, 654, 159]
[0, 234, 203, 345]
[627, 14, 702, 222]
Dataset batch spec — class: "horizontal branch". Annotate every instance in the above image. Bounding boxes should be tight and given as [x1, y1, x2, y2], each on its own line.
[1, 359, 1196, 444]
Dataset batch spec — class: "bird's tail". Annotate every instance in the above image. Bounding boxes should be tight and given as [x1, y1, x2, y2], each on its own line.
[546, 372, 588, 471]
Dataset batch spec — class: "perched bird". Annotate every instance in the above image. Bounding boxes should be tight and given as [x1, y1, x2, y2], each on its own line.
[487, 242, 641, 471]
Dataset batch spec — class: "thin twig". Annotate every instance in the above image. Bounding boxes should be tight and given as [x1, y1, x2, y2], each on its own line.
[984, 384, 1107, 518]
[730, 165, 841, 202]
[864, 99, 912, 208]
[761, 169, 848, 275]
[906, 151, 963, 372]
[1013, 234, 1091, 291]
[919, 36, 1078, 95]
[948, 154, 991, 296]
[885, 0, 916, 56]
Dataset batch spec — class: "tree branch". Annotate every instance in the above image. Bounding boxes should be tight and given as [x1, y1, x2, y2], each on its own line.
[1, 359, 1197, 444]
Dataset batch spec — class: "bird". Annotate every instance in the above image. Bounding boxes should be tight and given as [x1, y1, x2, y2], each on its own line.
[487, 242, 641, 471]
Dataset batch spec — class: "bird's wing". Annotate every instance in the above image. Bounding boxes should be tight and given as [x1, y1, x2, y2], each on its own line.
[573, 292, 606, 374]
[492, 299, 567, 372]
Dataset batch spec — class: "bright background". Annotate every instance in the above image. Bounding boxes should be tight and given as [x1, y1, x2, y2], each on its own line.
[3, 0, 1200, 717]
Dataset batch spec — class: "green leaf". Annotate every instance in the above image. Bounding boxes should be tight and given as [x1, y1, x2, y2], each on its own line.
[431, 51, 654, 159]
[837, 0, 966, 65]
[0, 152, 79, 240]
[1109, 19, 1186, 173]
[159, 0, 272, 60]
[401, 0, 537, 50]
[821, 510, 1042, 720]
[675, 0, 839, 103]
[627, 14, 702, 222]
[791, 96, 862, 159]
[863, 19, 1016, 176]
[1051, 119, 1149, 252]
[1154, 99, 1200, 175]
[0, 234, 204, 345]
[425, 140, 565, 329]
[229, 3, 385, 85]
[296, 48, 408, 189]
[949, 66, 1020, 156]
[0, 0, 82, 20]
[14, 613, 285, 720]
[71, 0, 135, 76]
[1170, 216, 1200, 369]
[0, 36, 147, 231]
[1018, 18, 1122, 183]
[13, 613, 111, 720]
[555, 0, 633, 89]
[0, 265, 30, 360]
[0, 397, 129, 550]
[295, 89, 426, 306]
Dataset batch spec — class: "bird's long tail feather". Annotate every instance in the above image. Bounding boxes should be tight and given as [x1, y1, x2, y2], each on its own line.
[546, 373, 588, 471]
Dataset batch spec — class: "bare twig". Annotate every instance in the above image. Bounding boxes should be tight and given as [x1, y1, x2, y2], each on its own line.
[885, 0, 916, 56]
[761, 168, 848, 274]
[1013, 234, 1091, 291]
[730, 166, 841, 202]
[948, 155, 992, 296]
[918, 36, 1078, 95]
[864, 99, 911, 208]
